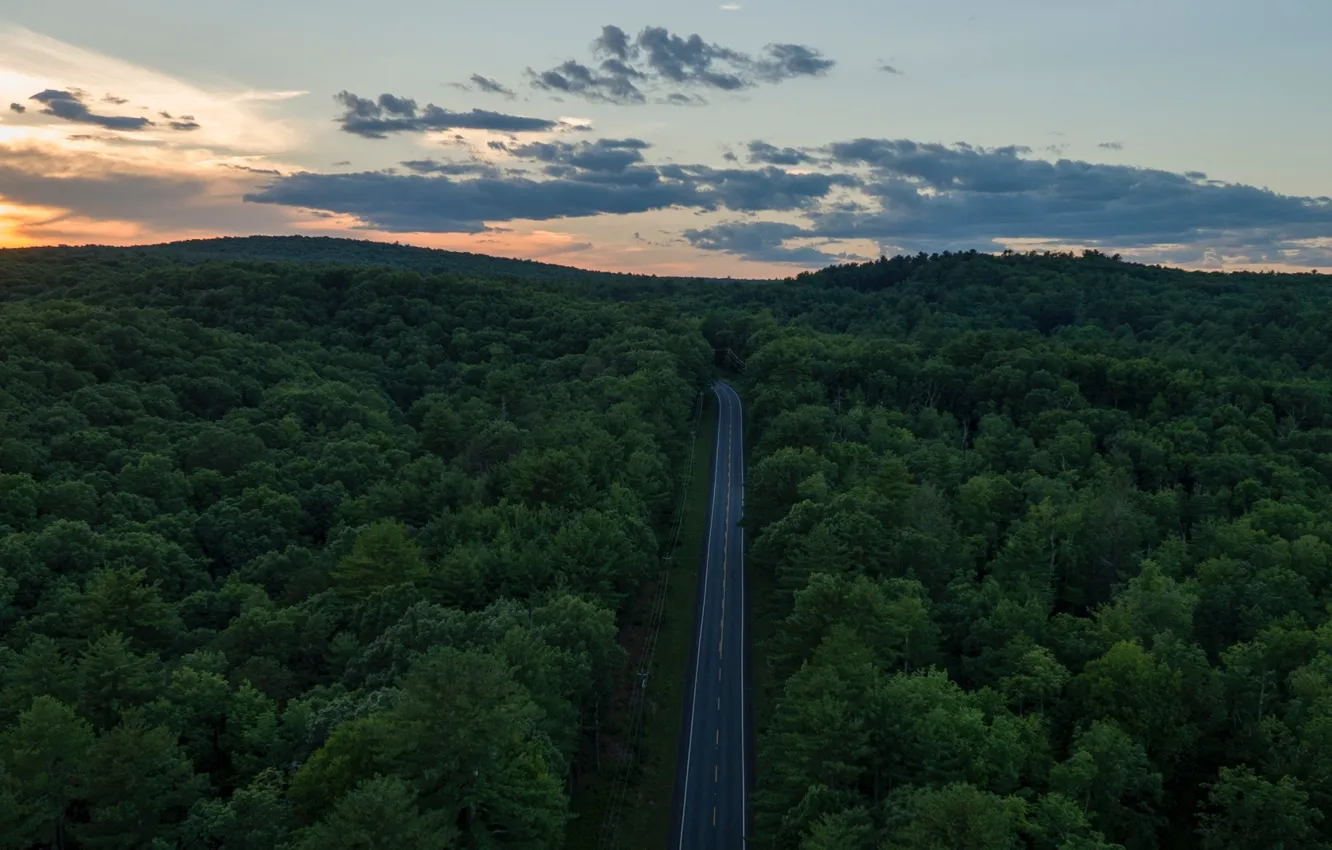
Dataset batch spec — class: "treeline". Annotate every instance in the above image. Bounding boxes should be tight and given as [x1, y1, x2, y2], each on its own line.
[729, 253, 1332, 849]
[0, 255, 711, 848]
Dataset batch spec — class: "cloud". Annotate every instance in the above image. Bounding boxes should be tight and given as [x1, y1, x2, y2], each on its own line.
[28, 89, 155, 131]
[8, 103, 24, 114]
[658, 163, 857, 212]
[222, 163, 282, 176]
[470, 74, 516, 98]
[746, 140, 815, 166]
[0, 143, 294, 241]
[528, 59, 648, 105]
[753, 44, 836, 82]
[1098, 141, 1123, 150]
[245, 170, 698, 232]
[22, 90, 204, 133]
[500, 137, 651, 174]
[683, 220, 845, 264]
[333, 90, 568, 138]
[0, 25, 301, 153]
[662, 92, 707, 106]
[720, 3, 742, 9]
[400, 159, 501, 177]
[680, 138, 1332, 267]
[529, 24, 835, 105]
[244, 139, 854, 233]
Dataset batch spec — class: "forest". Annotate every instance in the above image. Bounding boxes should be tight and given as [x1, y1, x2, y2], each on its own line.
[2, 238, 1332, 849]
[0, 246, 711, 848]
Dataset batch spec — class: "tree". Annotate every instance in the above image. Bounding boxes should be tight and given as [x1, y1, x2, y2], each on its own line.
[0, 697, 93, 850]
[1000, 644, 1070, 715]
[799, 806, 875, 850]
[333, 520, 427, 597]
[180, 769, 293, 850]
[755, 629, 877, 847]
[293, 775, 457, 850]
[67, 566, 183, 651]
[882, 782, 1029, 850]
[1196, 766, 1323, 850]
[76, 631, 161, 729]
[1050, 721, 1163, 848]
[76, 711, 206, 848]
[291, 647, 568, 848]
[1069, 641, 1191, 768]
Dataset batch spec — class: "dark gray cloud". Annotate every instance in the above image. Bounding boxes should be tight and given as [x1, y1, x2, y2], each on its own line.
[747, 140, 815, 166]
[400, 159, 501, 177]
[657, 163, 856, 212]
[682, 138, 1332, 266]
[28, 89, 154, 131]
[469, 74, 516, 98]
[333, 91, 566, 138]
[0, 147, 292, 234]
[662, 92, 707, 106]
[222, 163, 283, 176]
[683, 220, 851, 264]
[243, 141, 852, 232]
[528, 59, 647, 105]
[20, 92, 199, 133]
[500, 137, 651, 174]
[633, 26, 748, 89]
[754, 44, 836, 82]
[529, 24, 835, 105]
[1099, 141, 1123, 150]
[155, 111, 200, 132]
[245, 170, 701, 232]
[595, 24, 633, 60]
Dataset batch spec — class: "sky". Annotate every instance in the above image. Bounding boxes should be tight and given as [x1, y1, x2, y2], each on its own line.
[0, 0, 1329, 277]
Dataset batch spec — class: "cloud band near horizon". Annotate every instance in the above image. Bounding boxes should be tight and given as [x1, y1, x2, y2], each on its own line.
[239, 137, 1332, 268]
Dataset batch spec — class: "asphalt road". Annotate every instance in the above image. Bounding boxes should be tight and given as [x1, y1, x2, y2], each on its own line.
[672, 380, 750, 850]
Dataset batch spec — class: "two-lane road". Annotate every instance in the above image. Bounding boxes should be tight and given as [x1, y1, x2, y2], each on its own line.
[673, 380, 750, 850]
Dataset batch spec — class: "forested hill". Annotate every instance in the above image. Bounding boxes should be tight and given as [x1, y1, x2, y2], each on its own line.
[5, 240, 1332, 850]
[718, 249, 1332, 342]
[0, 249, 713, 848]
[0, 235, 753, 288]
[713, 253, 1332, 850]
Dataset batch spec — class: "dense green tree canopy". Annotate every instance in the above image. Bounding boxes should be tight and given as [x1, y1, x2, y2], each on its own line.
[0, 245, 710, 848]
[726, 249, 1332, 850]
[5, 239, 1332, 848]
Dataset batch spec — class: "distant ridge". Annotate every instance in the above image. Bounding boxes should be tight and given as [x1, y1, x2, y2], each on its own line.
[1, 235, 761, 284]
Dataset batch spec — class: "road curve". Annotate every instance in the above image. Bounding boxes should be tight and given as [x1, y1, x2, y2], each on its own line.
[672, 380, 750, 850]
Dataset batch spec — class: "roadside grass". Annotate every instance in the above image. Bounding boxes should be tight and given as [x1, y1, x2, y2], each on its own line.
[568, 391, 718, 849]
